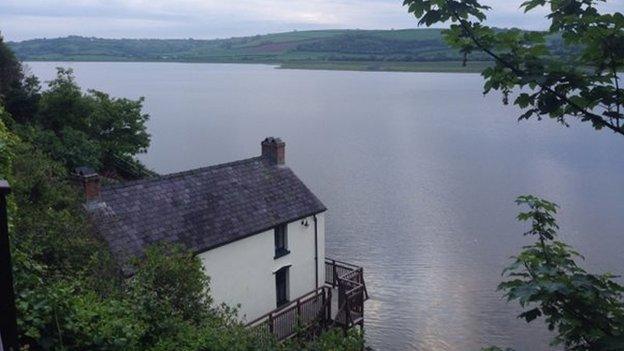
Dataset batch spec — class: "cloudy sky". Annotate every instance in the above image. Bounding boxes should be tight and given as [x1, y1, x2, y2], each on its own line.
[1, 0, 622, 42]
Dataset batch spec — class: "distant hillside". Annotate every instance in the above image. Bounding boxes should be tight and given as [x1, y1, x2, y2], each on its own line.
[9, 29, 477, 64]
[9, 29, 570, 73]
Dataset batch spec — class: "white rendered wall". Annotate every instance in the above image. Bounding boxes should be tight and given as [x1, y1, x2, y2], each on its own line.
[198, 212, 325, 322]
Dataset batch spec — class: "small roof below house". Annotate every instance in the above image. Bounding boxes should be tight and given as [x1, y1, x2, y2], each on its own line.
[86, 153, 326, 271]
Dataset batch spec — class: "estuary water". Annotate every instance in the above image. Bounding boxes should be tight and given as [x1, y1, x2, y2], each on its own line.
[28, 62, 624, 351]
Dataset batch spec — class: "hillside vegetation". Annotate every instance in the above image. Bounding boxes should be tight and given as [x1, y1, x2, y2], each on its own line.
[9, 29, 573, 72]
[9, 29, 463, 62]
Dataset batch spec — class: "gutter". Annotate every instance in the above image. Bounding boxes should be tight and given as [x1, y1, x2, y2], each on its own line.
[313, 214, 319, 289]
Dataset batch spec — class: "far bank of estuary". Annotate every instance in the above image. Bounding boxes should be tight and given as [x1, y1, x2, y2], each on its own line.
[9, 29, 523, 73]
[277, 60, 490, 73]
[22, 57, 490, 73]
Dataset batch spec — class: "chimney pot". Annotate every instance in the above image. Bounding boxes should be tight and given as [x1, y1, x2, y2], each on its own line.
[74, 166, 100, 201]
[261, 137, 285, 165]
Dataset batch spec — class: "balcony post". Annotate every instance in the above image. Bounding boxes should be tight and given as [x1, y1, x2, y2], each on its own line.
[332, 259, 337, 287]
[0, 180, 19, 351]
[320, 288, 326, 329]
[296, 298, 301, 329]
[327, 287, 332, 327]
[268, 312, 275, 339]
[344, 291, 351, 334]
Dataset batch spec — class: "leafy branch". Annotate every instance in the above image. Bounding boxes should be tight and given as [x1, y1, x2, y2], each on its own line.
[498, 196, 624, 350]
[403, 0, 624, 136]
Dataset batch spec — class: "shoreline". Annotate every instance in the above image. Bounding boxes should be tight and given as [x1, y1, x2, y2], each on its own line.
[278, 60, 489, 73]
[23, 59, 491, 74]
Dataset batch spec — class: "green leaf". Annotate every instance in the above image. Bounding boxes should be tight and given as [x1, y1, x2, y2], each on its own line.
[519, 308, 542, 322]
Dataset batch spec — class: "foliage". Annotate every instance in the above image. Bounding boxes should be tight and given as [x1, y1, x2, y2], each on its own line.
[32, 68, 150, 171]
[1, 80, 361, 351]
[496, 196, 624, 350]
[0, 107, 18, 181]
[0, 34, 40, 124]
[0, 110, 18, 219]
[126, 245, 213, 346]
[18, 125, 103, 170]
[10, 141, 114, 284]
[0, 34, 23, 99]
[1, 37, 150, 175]
[15, 268, 141, 351]
[281, 329, 365, 351]
[403, 0, 624, 135]
[3, 74, 40, 125]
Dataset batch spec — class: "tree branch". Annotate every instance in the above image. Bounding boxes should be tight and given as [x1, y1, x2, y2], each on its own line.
[452, 13, 624, 136]
[611, 54, 622, 129]
[520, 259, 614, 340]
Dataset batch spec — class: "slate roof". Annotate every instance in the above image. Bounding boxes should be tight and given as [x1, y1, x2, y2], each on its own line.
[86, 156, 326, 270]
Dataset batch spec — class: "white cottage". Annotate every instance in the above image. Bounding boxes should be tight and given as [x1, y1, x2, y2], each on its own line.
[81, 137, 367, 340]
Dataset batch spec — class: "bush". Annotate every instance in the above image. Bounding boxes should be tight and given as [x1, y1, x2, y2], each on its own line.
[16, 124, 102, 170]
[283, 329, 365, 351]
[33, 68, 150, 171]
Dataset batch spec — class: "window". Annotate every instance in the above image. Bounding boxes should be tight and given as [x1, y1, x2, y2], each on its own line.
[274, 223, 289, 258]
[275, 266, 289, 307]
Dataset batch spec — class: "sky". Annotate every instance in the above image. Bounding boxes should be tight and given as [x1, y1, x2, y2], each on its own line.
[1, 0, 622, 42]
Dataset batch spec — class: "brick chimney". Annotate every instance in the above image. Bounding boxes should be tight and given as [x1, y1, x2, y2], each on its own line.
[261, 137, 285, 165]
[74, 166, 100, 201]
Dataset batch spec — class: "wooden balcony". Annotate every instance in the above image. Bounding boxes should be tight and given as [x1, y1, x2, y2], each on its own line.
[246, 286, 332, 342]
[246, 258, 368, 342]
[325, 258, 369, 330]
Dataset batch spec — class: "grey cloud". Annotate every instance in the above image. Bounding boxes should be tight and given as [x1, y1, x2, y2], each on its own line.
[1, 0, 622, 41]
[0, 2, 186, 22]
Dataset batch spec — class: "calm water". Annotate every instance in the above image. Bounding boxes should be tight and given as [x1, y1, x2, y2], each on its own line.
[28, 62, 624, 351]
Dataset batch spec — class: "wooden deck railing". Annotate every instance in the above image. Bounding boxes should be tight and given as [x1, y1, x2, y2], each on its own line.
[325, 258, 362, 288]
[245, 259, 368, 343]
[325, 258, 368, 330]
[246, 286, 331, 342]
